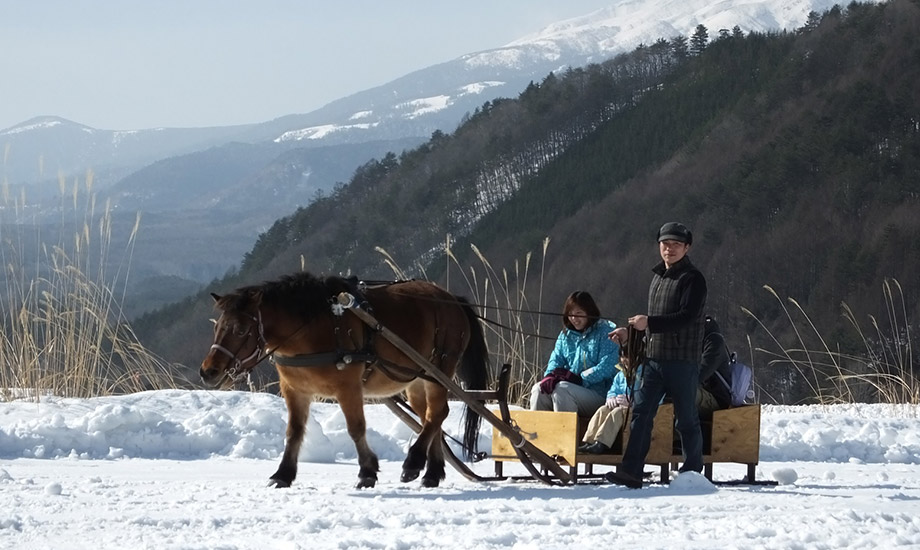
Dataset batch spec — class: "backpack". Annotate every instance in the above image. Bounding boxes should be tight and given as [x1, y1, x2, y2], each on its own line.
[715, 352, 753, 406]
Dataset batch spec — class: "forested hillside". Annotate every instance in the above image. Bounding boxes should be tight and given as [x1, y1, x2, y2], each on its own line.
[136, 0, 919, 403]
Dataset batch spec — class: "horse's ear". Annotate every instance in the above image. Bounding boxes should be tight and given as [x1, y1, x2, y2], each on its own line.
[211, 293, 221, 303]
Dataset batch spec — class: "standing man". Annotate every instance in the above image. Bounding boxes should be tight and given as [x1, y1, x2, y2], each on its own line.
[606, 221, 707, 489]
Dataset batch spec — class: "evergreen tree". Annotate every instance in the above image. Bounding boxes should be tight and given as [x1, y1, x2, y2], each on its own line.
[671, 34, 689, 60]
[803, 10, 822, 32]
[690, 24, 709, 55]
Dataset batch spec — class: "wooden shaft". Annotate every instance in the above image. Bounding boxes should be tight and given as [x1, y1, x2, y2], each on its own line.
[340, 293, 573, 484]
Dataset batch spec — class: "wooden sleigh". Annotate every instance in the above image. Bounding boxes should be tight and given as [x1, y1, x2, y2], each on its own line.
[491, 403, 766, 484]
[343, 293, 767, 486]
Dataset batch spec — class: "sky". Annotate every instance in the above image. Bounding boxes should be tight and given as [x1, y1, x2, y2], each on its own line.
[0, 0, 617, 131]
[1, 391, 919, 548]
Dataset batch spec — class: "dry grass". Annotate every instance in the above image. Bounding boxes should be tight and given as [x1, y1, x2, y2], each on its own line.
[1, 170, 188, 401]
[379, 237, 555, 406]
[743, 278, 916, 404]
[381, 238, 917, 406]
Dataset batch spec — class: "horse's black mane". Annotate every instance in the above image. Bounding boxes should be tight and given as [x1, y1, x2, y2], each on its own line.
[221, 272, 353, 320]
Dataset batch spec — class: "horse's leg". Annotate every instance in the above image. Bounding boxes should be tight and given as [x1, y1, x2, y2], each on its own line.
[420, 384, 449, 487]
[403, 382, 449, 487]
[337, 389, 379, 489]
[269, 384, 311, 488]
[401, 382, 429, 483]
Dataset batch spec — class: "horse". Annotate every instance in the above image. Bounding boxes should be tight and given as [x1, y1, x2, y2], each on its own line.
[199, 272, 490, 489]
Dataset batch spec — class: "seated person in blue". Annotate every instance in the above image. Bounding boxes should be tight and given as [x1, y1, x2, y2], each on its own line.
[579, 340, 643, 454]
[529, 291, 619, 417]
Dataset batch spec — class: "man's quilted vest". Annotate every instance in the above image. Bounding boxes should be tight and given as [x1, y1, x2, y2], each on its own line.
[646, 259, 706, 362]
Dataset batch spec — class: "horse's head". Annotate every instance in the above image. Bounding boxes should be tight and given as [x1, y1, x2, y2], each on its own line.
[200, 291, 267, 387]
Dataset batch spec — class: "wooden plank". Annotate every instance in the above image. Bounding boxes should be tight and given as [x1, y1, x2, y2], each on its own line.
[489, 401, 763, 483]
[491, 410, 579, 466]
[508, 404, 678, 472]
[645, 403, 676, 464]
[710, 404, 761, 464]
[582, 403, 676, 466]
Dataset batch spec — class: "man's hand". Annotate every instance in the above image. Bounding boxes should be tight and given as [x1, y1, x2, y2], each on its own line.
[628, 314, 649, 331]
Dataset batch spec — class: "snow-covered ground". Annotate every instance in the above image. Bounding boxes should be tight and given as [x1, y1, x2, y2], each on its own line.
[1, 390, 919, 549]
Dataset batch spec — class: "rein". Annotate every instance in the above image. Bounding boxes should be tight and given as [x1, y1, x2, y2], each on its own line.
[476, 315, 557, 341]
[381, 287, 565, 342]
[623, 325, 647, 397]
[387, 288, 567, 320]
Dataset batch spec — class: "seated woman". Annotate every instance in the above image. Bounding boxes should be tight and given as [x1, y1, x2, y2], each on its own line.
[579, 342, 642, 454]
[529, 291, 618, 417]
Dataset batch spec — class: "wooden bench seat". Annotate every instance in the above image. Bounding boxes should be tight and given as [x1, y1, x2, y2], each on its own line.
[491, 404, 762, 483]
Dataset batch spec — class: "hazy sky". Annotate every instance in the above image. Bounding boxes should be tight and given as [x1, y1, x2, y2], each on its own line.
[0, 1, 616, 131]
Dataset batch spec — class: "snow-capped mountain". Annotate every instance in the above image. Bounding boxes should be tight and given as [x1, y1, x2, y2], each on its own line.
[1, 0, 865, 189]
[0, 116, 260, 188]
[1, 0, 877, 310]
[258, 0, 870, 148]
[505, 0, 832, 50]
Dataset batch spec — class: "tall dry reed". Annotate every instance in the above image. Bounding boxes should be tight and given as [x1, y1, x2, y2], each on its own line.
[743, 278, 916, 404]
[378, 237, 555, 405]
[0, 169, 186, 401]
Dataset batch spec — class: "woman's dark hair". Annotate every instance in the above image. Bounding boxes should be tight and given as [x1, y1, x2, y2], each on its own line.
[562, 291, 601, 331]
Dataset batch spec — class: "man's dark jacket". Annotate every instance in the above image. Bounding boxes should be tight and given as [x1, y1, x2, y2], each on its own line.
[645, 255, 707, 362]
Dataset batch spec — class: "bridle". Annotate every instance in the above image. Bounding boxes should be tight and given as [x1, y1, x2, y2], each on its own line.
[209, 309, 268, 382]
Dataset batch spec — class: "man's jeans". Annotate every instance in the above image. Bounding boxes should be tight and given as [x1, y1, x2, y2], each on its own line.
[619, 358, 703, 478]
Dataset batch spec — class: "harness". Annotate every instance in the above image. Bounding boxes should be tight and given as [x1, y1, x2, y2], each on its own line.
[269, 279, 440, 385]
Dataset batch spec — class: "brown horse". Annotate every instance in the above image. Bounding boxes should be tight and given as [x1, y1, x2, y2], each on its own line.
[199, 272, 489, 489]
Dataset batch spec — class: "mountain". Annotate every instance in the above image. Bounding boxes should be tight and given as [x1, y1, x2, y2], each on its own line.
[3, 1, 867, 183]
[131, 0, 920, 398]
[0, 116, 259, 186]
[1, 0, 881, 314]
[219, 0, 871, 149]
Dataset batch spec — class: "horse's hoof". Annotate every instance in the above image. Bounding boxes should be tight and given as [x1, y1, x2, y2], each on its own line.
[355, 477, 377, 489]
[421, 477, 441, 488]
[400, 469, 421, 483]
[268, 478, 292, 488]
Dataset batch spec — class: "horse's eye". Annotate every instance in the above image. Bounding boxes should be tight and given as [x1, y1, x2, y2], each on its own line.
[234, 324, 249, 338]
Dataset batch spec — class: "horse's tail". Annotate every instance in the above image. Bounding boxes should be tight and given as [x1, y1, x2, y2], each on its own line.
[458, 296, 490, 461]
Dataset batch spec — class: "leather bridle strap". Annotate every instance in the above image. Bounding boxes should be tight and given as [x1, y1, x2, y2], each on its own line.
[209, 310, 267, 380]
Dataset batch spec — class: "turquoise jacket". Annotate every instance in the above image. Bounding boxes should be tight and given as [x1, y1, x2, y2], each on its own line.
[545, 319, 619, 396]
[606, 363, 644, 400]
